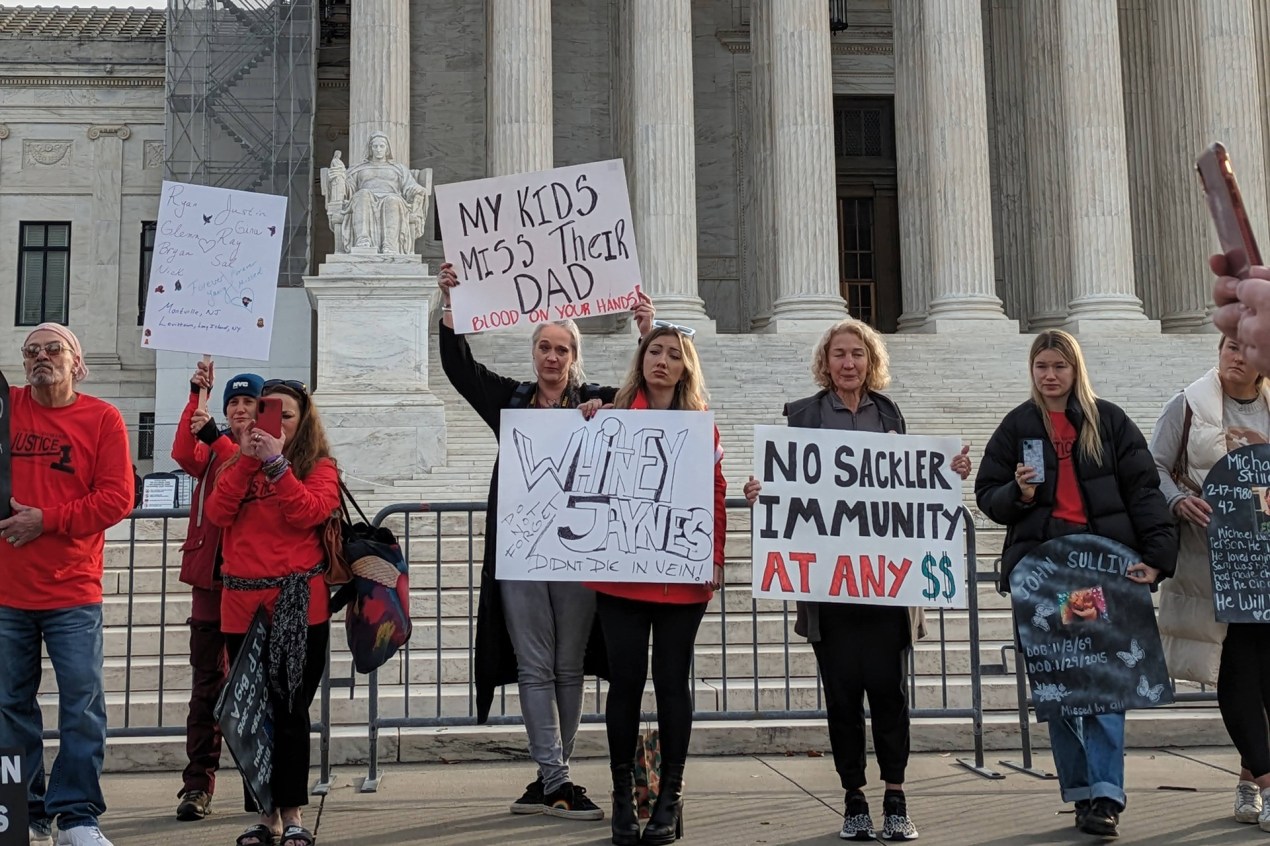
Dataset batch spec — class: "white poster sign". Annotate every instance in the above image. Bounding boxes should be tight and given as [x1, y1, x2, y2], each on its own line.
[435, 159, 642, 334]
[497, 409, 715, 582]
[142, 181, 288, 360]
[141, 474, 178, 510]
[750, 425, 968, 609]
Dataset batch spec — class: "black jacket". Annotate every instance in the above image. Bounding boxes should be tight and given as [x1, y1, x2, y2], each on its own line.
[975, 396, 1178, 591]
[438, 320, 615, 723]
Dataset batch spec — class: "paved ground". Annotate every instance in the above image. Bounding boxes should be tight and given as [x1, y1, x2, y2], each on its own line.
[96, 748, 1261, 845]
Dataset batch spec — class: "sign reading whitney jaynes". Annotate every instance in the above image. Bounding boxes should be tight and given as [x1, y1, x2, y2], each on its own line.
[496, 409, 715, 582]
[435, 159, 642, 334]
[750, 426, 967, 609]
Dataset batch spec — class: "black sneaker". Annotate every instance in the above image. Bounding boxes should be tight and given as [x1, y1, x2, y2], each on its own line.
[1080, 797, 1120, 838]
[881, 792, 919, 841]
[1074, 799, 1091, 828]
[839, 791, 875, 841]
[543, 782, 605, 820]
[175, 789, 212, 821]
[510, 777, 545, 815]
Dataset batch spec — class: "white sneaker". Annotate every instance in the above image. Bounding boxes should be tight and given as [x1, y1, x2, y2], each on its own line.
[55, 827, 113, 846]
[1236, 780, 1262, 823]
[29, 827, 53, 846]
[1258, 787, 1270, 832]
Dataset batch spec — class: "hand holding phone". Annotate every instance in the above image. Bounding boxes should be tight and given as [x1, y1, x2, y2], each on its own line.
[1022, 438, 1046, 484]
[254, 397, 283, 439]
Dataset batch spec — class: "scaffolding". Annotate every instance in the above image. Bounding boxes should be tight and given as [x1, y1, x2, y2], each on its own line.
[164, 0, 316, 287]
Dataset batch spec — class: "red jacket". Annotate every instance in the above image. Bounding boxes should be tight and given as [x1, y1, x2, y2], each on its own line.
[172, 389, 237, 589]
[588, 392, 727, 605]
[0, 386, 134, 610]
[204, 454, 340, 633]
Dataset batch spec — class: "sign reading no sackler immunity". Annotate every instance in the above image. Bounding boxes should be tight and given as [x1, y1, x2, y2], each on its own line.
[435, 159, 642, 335]
[496, 410, 715, 582]
[750, 426, 967, 609]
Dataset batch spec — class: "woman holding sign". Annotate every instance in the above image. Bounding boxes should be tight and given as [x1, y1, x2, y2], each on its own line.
[1150, 335, 1270, 828]
[438, 263, 655, 823]
[591, 321, 727, 846]
[205, 380, 339, 846]
[976, 330, 1176, 839]
[742, 318, 971, 842]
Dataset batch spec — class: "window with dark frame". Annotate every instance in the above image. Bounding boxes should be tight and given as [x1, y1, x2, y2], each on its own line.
[138, 412, 155, 461]
[16, 222, 71, 326]
[838, 197, 877, 327]
[833, 98, 895, 161]
[138, 221, 157, 325]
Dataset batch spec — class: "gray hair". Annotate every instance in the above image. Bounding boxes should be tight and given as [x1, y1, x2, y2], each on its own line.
[532, 320, 586, 389]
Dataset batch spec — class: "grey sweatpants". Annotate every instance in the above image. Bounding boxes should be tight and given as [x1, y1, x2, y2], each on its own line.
[500, 580, 596, 793]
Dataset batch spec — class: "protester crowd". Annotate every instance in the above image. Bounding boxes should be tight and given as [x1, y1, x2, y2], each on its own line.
[3, 257, 1270, 845]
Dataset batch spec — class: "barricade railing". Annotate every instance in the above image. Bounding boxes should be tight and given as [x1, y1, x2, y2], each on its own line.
[359, 499, 1000, 790]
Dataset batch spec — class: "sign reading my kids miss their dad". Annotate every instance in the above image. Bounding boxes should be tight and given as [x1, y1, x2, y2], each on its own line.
[1204, 444, 1270, 623]
[750, 426, 968, 609]
[141, 181, 288, 361]
[434, 159, 642, 335]
[1010, 535, 1173, 722]
[496, 410, 715, 583]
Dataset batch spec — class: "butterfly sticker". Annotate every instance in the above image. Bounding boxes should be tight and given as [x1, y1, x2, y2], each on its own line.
[202, 214, 212, 224]
[268, 225, 277, 236]
[1031, 600, 1055, 632]
[1116, 638, 1145, 668]
[174, 280, 182, 292]
[1136, 674, 1165, 703]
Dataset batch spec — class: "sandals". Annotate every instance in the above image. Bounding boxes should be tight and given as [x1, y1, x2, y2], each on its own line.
[279, 825, 316, 846]
[235, 825, 277, 846]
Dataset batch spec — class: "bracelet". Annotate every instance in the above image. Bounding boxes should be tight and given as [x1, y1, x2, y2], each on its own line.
[262, 454, 289, 482]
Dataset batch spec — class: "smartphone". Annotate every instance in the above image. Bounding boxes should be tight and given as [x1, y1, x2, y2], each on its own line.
[254, 397, 283, 438]
[1022, 439, 1046, 484]
[1196, 142, 1262, 279]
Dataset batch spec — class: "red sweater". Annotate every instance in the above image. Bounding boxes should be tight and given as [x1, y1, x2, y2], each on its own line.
[1048, 411, 1088, 524]
[588, 392, 727, 605]
[204, 454, 340, 633]
[1, 386, 134, 610]
[172, 389, 238, 589]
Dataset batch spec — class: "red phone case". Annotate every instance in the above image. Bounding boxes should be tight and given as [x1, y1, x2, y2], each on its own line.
[255, 398, 282, 438]
[1196, 142, 1262, 278]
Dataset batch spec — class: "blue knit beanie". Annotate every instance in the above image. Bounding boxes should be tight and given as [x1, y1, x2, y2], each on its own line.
[222, 373, 264, 414]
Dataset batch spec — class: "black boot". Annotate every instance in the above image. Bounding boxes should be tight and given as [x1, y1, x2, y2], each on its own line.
[610, 763, 640, 846]
[642, 763, 684, 844]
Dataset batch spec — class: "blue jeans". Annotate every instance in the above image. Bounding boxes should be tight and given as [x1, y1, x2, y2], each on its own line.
[1047, 713, 1126, 808]
[0, 604, 108, 831]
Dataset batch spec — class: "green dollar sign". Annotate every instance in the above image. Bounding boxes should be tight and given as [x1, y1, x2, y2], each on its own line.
[939, 553, 956, 600]
[921, 553, 940, 600]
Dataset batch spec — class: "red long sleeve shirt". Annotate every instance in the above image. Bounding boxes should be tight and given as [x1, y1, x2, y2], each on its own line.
[204, 454, 340, 633]
[0, 386, 134, 610]
[171, 390, 238, 589]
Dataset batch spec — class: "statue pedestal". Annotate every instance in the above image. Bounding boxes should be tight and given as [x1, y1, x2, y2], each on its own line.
[304, 254, 446, 485]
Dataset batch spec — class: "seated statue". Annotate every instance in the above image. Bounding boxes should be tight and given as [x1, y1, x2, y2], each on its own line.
[321, 132, 432, 255]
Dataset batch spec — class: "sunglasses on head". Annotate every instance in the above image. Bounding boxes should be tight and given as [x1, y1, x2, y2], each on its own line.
[263, 378, 309, 395]
[651, 320, 697, 338]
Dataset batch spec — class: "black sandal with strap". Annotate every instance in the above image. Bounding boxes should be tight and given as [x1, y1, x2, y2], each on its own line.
[280, 825, 316, 846]
[235, 824, 277, 846]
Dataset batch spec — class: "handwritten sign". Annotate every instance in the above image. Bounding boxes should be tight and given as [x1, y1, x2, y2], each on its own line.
[0, 748, 28, 846]
[496, 409, 714, 582]
[435, 159, 642, 334]
[1204, 444, 1270, 622]
[214, 607, 274, 813]
[142, 181, 287, 360]
[750, 426, 967, 608]
[141, 473, 178, 510]
[1011, 534, 1172, 722]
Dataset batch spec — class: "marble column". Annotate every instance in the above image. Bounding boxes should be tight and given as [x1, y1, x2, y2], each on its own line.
[986, 0, 1031, 326]
[349, 0, 411, 163]
[1118, 0, 1163, 320]
[747, 0, 775, 330]
[627, 0, 711, 324]
[82, 124, 129, 368]
[487, 0, 553, 176]
[757, 0, 849, 331]
[911, 0, 1013, 331]
[1058, 0, 1154, 332]
[893, 0, 930, 331]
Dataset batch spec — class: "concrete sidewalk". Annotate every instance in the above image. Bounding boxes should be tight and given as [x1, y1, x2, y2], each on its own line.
[99, 748, 1257, 845]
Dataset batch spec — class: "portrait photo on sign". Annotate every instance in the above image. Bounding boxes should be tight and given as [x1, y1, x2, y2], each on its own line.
[1252, 485, 1270, 536]
[1059, 586, 1108, 625]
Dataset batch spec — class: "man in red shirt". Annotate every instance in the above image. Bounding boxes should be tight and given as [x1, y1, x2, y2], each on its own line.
[0, 324, 134, 846]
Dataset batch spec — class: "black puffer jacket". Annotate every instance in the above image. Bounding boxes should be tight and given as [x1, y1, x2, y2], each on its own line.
[975, 395, 1178, 590]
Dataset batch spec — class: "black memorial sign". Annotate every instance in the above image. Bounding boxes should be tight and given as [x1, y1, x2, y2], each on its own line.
[1204, 444, 1270, 623]
[0, 369, 11, 521]
[215, 607, 274, 813]
[0, 747, 28, 846]
[1010, 534, 1173, 722]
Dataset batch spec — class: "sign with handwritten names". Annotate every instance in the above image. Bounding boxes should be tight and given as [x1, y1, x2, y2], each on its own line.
[1011, 534, 1173, 722]
[0, 746, 28, 846]
[142, 181, 288, 360]
[435, 159, 642, 334]
[1204, 444, 1270, 623]
[214, 607, 274, 813]
[750, 426, 967, 609]
[496, 409, 714, 582]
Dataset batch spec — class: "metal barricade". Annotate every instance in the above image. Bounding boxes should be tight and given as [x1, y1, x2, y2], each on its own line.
[358, 499, 999, 789]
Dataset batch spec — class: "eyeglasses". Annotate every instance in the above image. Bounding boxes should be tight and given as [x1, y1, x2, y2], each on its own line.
[651, 320, 697, 338]
[263, 379, 309, 395]
[21, 342, 66, 359]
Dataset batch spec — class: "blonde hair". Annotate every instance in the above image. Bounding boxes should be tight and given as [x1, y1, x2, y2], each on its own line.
[811, 318, 891, 393]
[1029, 330, 1103, 467]
[614, 327, 709, 411]
[532, 320, 587, 390]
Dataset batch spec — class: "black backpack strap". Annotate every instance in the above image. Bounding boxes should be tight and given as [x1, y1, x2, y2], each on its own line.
[338, 477, 371, 525]
[509, 381, 535, 409]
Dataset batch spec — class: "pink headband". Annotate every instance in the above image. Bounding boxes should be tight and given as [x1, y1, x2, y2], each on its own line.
[25, 322, 89, 382]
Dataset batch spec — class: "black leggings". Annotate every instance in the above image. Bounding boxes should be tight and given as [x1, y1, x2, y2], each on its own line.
[1219, 623, 1270, 778]
[596, 593, 707, 769]
[226, 622, 329, 811]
